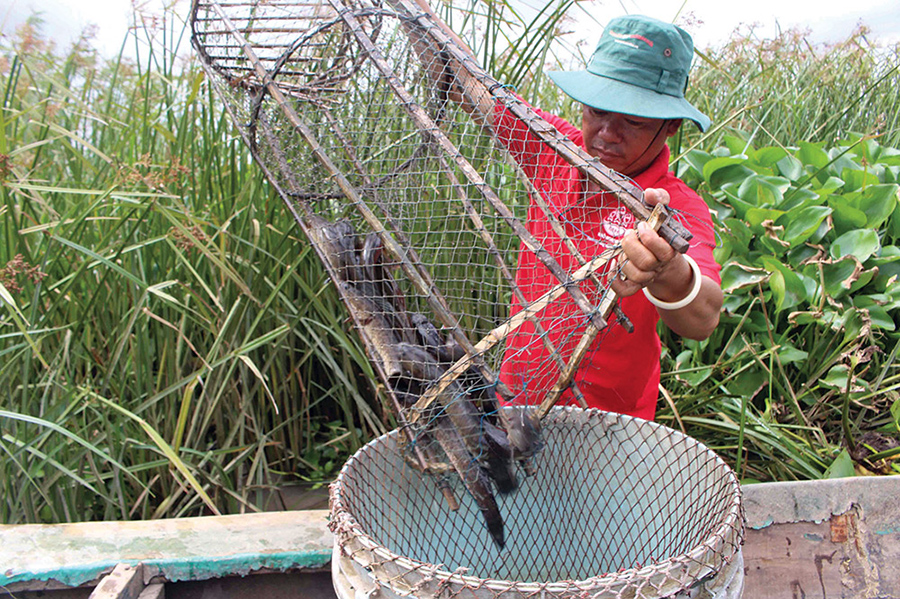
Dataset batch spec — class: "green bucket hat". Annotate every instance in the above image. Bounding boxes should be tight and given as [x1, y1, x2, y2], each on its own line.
[548, 15, 710, 131]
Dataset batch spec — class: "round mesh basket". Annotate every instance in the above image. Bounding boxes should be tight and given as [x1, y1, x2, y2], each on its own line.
[330, 407, 744, 599]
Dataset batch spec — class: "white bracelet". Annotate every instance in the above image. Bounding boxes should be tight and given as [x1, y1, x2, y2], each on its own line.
[642, 254, 702, 311]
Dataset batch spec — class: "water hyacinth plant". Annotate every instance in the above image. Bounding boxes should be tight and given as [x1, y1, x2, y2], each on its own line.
[659, 133, 900, 481]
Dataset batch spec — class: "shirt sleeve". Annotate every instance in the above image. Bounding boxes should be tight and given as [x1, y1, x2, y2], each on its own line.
[492, 98, 582, 181]
[666, 177, 721, 285]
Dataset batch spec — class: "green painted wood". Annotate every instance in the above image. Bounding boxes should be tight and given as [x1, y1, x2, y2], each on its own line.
[1, 510, 332, 590]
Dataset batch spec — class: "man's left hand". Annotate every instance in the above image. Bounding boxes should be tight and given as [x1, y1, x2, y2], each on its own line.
[610, 188, 723, 340]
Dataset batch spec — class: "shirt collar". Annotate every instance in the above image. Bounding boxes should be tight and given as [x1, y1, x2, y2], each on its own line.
[631, 144, 670, 189]
[580, 144, 670, 207]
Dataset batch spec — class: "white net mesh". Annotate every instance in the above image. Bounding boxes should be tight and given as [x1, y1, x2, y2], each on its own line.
[330, 408, 743, 598]
[190, 2, 739, 592]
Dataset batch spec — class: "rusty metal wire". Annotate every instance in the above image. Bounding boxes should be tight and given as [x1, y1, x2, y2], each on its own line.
[190, 0, 741, 594]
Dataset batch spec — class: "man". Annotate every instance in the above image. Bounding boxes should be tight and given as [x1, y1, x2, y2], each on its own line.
[417, 9, 723, 420]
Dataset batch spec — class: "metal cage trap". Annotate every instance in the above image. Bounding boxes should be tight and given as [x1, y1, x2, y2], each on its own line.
[190, 0, 743, 596]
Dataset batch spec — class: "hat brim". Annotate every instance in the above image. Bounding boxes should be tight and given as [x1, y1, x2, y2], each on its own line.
[547, 70, 710, 132]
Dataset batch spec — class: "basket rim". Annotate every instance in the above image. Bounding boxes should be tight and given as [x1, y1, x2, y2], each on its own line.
[330, 406, 745, 593]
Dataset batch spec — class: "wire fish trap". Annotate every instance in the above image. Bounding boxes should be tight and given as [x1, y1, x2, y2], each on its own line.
[331, 407, 744, 599]
[190, 0, 726, 556]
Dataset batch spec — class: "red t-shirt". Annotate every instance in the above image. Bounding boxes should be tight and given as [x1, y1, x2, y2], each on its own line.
[494, 102, 720, 421]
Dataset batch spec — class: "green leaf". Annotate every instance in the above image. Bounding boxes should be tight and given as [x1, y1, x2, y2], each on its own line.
[780, 187, 820, 212]
[815, 176, 846, 194]
[720, 262, 768, 293]
[875, 245, 900, 258]
[842, 168, 880, 192]
[723, 135, 752, 156]
[876, 147, 900, 167]
[760, 256, 807, 311]
[787, 244, 821, 269]
[799, 269, 819, 300]
[798, 141, 830, 171]
[754, 146, 788, 167]
[722, 291, 753, 313]
[776, 344, 808, 364]
[676, 360, 714, 387]
[824, 450, 856, 479]
[809, 215, 833, 244]
[828, 195, 868, 233]
[781, 205, 832, 246]
[854, 136, 885, 164]
[821, 365, 852, 390]
[776, 154, 804, 180]
[704, 157, 755, 189]
[789, 310, 840, 326]
[871, 248, 900, 291]
[853, 184, 899, 229]
[891, 398, 900, 430]
[821, 258, 861, 298]
[850, 269, 877, 294]
[746, 207, 786, 228]
[728, 366, 768, 399]
[890, 197, 900, 239]
[832, 152, 862, 177]
[720, 186, 757, 219]
[853, 297, 896, 331]
[682, 149, 713, 178]
[722, 218, 753, 252]
[738, 175, 790, 206]
[188, 70, 205, 104]
[840, 309, 868, 344]
[830, 229, 880, 262]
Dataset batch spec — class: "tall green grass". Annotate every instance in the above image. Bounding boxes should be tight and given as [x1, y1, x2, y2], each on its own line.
[682, 24, 900, 153]
[1, 4, 898, 523]
[1, 12, 384, 523]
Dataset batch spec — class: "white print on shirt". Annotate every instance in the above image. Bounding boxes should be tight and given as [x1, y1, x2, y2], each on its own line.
[599, 206, 635, 246]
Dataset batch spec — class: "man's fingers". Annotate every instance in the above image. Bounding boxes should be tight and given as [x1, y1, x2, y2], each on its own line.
[643, 187, 671, 207]
[623, 226, 667, 267]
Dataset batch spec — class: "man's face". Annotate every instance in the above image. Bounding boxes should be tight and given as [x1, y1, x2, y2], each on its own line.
[581, 106, 682, 177]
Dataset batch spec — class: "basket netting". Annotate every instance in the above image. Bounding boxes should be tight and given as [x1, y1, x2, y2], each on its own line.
[190, 0, 737, 587]
[331, 408, 743, 598]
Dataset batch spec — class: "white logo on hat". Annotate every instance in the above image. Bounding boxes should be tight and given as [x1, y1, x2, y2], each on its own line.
[609, 31, 654, 49]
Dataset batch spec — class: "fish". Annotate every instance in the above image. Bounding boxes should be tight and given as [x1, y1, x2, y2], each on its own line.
[396, 342, 518, 494]
[306, 215, 361, 283]
[410, 313, 496, 409]
[430, 414, 505, 548]
[360, 231, 384, 282]
[410, 311, 446, 357]
[396, 343, 482, 448]
[310, 214, 528, 549]
[359, 231, 414, 343]
[480, 419, 518, 494]
[500, 407, 543, 461]
[340, 281, 403, 379]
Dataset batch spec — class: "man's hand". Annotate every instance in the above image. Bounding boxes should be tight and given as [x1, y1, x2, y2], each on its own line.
[610, 188, 723, 340]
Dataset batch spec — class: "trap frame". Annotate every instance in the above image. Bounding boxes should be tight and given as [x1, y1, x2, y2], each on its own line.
[189, 0, 739, 581]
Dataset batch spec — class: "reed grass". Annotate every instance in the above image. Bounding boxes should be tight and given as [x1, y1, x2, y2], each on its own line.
[680, 23, 900, 155]
[1, 10, 385, 523]
[1, 3, 898, 523]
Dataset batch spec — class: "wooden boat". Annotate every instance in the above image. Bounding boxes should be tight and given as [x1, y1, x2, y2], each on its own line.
[2, 476, 898, 598]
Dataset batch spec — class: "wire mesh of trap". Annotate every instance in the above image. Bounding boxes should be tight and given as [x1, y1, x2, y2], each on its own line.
[330, 407, 744, 598]
[190, 0, 736, 589]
